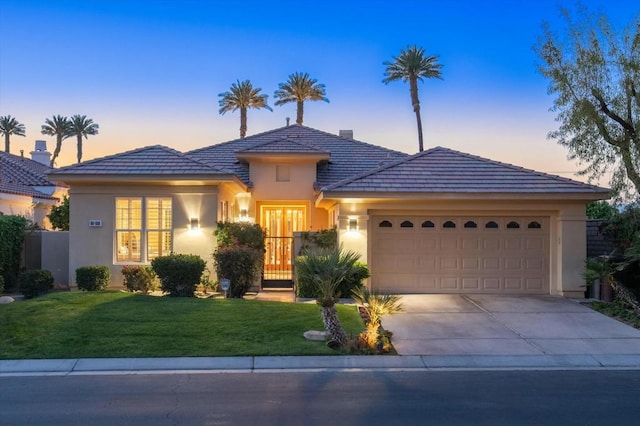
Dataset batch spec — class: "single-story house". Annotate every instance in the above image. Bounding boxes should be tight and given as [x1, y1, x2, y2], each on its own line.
[49, 125, 609, 296]
[1, 141, 67, 228]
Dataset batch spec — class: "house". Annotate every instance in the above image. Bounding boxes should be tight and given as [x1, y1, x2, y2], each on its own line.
[49, 125, 609, 296]
[0, 141, 67, 228]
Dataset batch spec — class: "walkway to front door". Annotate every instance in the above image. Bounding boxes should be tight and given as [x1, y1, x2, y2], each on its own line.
[261, 205, 306, 287]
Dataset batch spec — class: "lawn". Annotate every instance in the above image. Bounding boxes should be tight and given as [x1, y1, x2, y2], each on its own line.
[0, 292, 365, 359]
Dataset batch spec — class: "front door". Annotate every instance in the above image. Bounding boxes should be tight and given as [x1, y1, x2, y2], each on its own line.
[261, 205, 306, 284]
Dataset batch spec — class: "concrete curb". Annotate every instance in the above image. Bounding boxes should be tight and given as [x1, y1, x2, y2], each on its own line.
[2, 354, 640, 375]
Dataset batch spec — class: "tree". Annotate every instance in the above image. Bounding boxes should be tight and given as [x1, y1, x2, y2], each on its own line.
[218, 80, 272, 138]
[536, 7, 640, 200]
[274, 72, 329, 125]
[294, 247, 361, 346]
[586, 200, 618, 220]
[383, 45, 443, 152]
[41, 115, 71, 167]
[68, 114, 99, 163]
[0, 115, 26, 153]
[47, 195, 69, 231]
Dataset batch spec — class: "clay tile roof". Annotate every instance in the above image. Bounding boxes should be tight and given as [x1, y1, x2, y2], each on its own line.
[49, 145, 225, 176]
[0, 151, 62, 200]
[238, 137, 329, 154]
[322, 146, 610, 195]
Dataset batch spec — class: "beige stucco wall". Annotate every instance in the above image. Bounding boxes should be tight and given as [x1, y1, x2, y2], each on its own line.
[333, 198, 589, 297]
[68, 184, 218, 288]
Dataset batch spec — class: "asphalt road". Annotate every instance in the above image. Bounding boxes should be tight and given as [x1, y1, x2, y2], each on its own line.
[2, 370, 639, 425]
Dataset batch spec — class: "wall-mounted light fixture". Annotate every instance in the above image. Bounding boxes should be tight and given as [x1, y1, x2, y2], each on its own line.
[240, 209, 248, 221]
[189, 217, 200, 231]
[348, 218, 358, 232]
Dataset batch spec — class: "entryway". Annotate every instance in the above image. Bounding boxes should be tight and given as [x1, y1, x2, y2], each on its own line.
[261, 205, 306, 288]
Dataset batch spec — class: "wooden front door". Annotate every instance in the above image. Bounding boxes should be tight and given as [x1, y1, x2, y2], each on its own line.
[261, 205, 306, 281]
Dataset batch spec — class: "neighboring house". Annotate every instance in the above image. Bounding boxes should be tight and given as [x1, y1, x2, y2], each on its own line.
[49, 125, 609, 296]
[0, 141, 67, 228]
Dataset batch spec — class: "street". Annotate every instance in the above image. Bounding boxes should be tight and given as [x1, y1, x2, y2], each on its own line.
[2, 370, 639, 425]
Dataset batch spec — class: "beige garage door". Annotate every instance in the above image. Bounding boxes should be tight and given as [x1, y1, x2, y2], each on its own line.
[371, 216, 549, 294]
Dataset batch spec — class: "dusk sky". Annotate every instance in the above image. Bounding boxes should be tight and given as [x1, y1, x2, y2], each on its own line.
[0, 0, 636, 185]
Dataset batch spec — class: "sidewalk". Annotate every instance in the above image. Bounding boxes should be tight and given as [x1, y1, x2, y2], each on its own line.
[2, 354, 640, 376]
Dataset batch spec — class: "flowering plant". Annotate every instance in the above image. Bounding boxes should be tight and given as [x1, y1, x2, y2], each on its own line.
[121, 265, 158, 294]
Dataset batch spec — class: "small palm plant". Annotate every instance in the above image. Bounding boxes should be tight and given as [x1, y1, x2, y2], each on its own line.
[352, 287, 403, 350]
[295, 247, 361, 346]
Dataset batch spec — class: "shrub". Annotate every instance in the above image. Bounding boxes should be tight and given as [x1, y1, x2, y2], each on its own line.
[151, 254, 205, 297]
[0, 215, 29, 290]
[47, 196, 70, 231]
[215, 222, 266, 251]
[0, 275, 4, 294]
[19, 269, 54, 299]
[76, 266, 111, 291]
[121, 265, 158, 294]
[213, 245, 263, 298]
[296, 259, 370, 299]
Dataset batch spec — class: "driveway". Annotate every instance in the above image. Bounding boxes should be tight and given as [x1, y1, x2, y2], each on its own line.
[382, 295, 640, 356]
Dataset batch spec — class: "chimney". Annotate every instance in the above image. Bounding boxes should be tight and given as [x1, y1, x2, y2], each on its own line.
[31, 140, 52, 166]
[339, 130, 353, 139]
[286, 117, 290, 127]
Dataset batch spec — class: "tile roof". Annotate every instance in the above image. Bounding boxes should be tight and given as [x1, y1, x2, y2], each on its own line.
[50, 145, 226, 176]
[187, 125, 407, 186]
[238, 137, 330, 154]
[322, 146, 609, 194]
[0, 151, 61, 200]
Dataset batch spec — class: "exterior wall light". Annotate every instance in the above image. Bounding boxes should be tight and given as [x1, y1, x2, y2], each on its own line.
[189, 218, 200, 231]
[240, 209, 248, 220]
[348, 218, 358, 232]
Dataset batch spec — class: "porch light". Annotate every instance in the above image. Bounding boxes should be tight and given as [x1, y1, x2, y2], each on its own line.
[348, 218, 358, 232]
[189, 217, 200, 231]
[240, 209, 248, 220]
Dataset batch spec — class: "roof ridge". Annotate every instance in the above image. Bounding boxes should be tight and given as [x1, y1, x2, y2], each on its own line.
[239, 136, 329, 153]
[187, 125, 295, 155]
[53, 145, 166, 172]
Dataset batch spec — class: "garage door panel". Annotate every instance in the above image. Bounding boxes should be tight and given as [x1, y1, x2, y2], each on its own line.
[371, 216, 549, 295]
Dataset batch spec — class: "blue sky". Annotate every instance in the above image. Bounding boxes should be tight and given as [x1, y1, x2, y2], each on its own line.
[0, 0, 636, 183]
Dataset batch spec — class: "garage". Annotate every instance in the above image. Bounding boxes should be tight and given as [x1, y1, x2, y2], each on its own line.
[370, 215, 549, 294]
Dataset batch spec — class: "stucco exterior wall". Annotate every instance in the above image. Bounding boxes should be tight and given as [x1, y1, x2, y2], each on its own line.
[334, 198, 589, 296]
[68, 184, 218, 288]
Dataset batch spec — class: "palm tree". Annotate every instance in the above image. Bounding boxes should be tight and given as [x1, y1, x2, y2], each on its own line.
[274, 72, 329, 125]
[383, 45, 443, 152]
[295, 247, 361, 346]
[68, 114, 99, 163]
[0, 115, 26, 153]
[352, 287, 403, 350]
[41, 115, 71, 167]
[218, 80, 272, 138]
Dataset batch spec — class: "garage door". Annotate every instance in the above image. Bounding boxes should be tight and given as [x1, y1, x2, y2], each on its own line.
[370, 216, 549, 294]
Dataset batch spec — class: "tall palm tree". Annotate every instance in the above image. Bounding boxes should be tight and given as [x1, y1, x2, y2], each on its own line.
[218, 80, 272, 138]
[68, 114, 99, 163]
[274, 72, 329, 125]
[295, 247, 361, 346]
[41, 115, 71, 167]
[383, 45, 443, 152]
[0, 115, 26, 153]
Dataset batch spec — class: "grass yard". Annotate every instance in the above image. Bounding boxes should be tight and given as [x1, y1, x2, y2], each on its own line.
[0, 292, 365, 359]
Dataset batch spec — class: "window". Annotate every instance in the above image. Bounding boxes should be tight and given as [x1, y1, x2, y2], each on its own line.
[116, 197, 172, 263]
[485, 221, 499, 229]
[379, 220, 392, 228]
[464, 221, 477, 228]
[443, 221, 456, 228]
[421, 220, 435, 228]
[400, 220, 414, 228]
[276, 165, 290, 182]
[507, 221, 520, 229]
[528, 221, 541, 229]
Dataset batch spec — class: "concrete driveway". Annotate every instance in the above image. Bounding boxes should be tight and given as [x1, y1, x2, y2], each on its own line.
[382, 295, 640, 357]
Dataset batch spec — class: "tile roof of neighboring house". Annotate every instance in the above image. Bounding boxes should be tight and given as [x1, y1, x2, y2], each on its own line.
[322, 146, 609, 194]
[50, 145, 226, 176]
[187, 125, 407, 186]
[0, 151, 62, 200]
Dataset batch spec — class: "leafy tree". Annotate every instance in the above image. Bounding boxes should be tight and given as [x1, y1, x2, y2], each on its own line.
[0, 115, 26, 153]
[383, 45, 443, 152]
[41, 115, 72, 167]
[218, 80, 272, 138]
[586, 200, 618, 220]
[68, 114, 99, 163]
[47, 195, 69, 230]
[536, 6, 640, 200]
[274, 72, 329, 125]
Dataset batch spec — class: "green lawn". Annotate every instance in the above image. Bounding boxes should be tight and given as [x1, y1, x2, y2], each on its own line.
[0, 292, 365, 359]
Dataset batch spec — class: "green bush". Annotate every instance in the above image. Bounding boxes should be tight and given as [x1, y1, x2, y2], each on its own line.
[296, 259, 370, 298]
[121, 265, 158, 294]
[215, 222, 266, 251]
[19, 269, 54, 299]
[76, 266, 111, 291]
[0, 215, 29, 290]
[47, 196, 70, 231]
[151, 254, 205, 297]
[0, 275, 5, 294]
[213, 245, 263, 298]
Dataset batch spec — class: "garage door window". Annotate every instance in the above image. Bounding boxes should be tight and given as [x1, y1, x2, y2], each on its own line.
[422, 220, 435, 228]
[464, 221, 477, 228]
[400, 220, 414, 228]
[507, 221, 520, 229]
[528, 221, 541, 229]
[443, 221, 456, 228]
[485, 221, 499, 229]
[379, 220, 392, 228]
